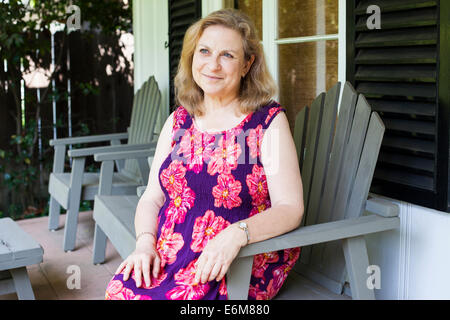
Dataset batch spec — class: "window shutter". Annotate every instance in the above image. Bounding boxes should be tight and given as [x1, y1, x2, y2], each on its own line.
[347, 0, 449, 211]
[168, 0, 202, 111]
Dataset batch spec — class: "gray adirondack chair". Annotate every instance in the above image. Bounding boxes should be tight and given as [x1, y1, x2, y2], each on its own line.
[91, 149, 155, 264]
[226, 82, 400, 300]
[91, 82, 399, 300]
[47, 75, 162, 252]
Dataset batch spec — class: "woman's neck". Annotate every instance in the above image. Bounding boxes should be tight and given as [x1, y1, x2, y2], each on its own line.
[202, 94, 241, 116]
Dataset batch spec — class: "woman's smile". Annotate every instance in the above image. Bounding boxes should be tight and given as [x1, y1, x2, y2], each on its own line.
[202, 73, 223, 80]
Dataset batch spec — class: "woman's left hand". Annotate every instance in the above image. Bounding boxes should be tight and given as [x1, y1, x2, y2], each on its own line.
[194, 223, 247, 284]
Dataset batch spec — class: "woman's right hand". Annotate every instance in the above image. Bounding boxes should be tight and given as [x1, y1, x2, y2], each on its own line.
[114, 235, 161, 288]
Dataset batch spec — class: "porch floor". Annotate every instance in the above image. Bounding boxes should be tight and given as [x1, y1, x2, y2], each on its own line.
[0, 211, 349, 300]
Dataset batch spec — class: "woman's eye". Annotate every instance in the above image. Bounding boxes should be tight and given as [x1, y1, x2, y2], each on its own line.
[200, 48, 209, 54]
[224, 53, 234, 58]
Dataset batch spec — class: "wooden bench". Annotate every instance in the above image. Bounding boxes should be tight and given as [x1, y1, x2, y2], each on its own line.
[0, 218, 44, 300]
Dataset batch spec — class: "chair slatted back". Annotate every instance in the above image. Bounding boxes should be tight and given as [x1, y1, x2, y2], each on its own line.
[293, 104, 309, 168]
[298, 92, 326, 217]
[121, 76, 161, 182]
[294, 82, 385, 295]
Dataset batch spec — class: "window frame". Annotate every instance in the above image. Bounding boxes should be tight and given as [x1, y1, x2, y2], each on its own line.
[261, 0, 347, 103]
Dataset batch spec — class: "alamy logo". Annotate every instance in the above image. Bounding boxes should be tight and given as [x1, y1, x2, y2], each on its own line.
[66, 5, 81, 33]
[366, 265, 381, 290]
[66, 265, 81, 290]
[366, 5, 381, 30]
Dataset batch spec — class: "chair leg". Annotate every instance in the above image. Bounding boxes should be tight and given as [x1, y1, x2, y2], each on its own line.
[342, 236, 375, 300]
[63, 157, 85, 252]
[226, 255, 253, 300]
[48, 196, 61, 231]
[63, 201, 81, 252]
[93, 223, 107, 264]
[10, 267, 35, 300]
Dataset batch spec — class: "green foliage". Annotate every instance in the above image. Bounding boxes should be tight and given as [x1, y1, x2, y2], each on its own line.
[0, 119, 51, 219]
[0, 0, 133, 220]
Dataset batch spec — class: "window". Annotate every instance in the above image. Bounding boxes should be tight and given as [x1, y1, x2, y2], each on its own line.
[237, 0, 449, 212]
[237, 0, 341, 131]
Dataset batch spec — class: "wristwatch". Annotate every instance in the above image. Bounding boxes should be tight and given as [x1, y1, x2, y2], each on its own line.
[238, 222, 250, 245]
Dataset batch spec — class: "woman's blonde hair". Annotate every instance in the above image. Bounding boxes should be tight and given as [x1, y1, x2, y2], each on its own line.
[174, 8, 277, 117]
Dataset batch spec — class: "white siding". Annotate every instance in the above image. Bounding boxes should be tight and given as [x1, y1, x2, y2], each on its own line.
[133, 0, 169, 133]
[366, 194, 450, 299]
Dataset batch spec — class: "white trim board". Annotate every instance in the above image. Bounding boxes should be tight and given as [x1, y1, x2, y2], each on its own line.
[133, 0, 169, 133]
[202, 0, 223, 17]
[366, 193, 450, 299]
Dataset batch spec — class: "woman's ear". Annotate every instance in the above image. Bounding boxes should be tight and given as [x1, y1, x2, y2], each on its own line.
[243, 54, 255, 77]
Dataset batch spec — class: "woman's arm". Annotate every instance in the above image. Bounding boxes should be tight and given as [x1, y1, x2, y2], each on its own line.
[194, 111, 304, 284]
[115, 111, 174, 287]
[133, 111, 174, 249]
[241, 110, 304, 242]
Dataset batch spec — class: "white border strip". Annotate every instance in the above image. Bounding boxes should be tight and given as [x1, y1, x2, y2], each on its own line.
[397, 201, 412, 300]
[275, 34, 339, 45]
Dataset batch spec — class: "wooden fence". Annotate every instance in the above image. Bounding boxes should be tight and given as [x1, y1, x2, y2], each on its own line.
[0, 30, 134, 217]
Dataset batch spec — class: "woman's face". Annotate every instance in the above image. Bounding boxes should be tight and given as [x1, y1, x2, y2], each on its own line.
[192, 25, 254, 101]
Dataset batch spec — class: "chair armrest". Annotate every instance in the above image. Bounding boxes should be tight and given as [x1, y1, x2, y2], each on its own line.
[237, 214, 400, 258]
[49, 132, 128, 146]
[137, 186, 146, 197]
[68, 141, 157, 158]
[94, 148, 156, 162]
[365, 196, 399, 218]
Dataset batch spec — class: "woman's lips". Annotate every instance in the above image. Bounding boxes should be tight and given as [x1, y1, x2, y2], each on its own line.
[203, 74, 223, 80]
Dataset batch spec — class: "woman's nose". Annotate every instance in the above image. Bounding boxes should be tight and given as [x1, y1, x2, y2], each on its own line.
[207, 54, 221, 71]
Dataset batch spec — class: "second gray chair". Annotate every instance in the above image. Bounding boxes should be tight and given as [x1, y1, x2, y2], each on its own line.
[47, 75, 162, 252]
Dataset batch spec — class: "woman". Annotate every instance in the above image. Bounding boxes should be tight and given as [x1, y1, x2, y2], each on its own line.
[105, 8, 304, 300]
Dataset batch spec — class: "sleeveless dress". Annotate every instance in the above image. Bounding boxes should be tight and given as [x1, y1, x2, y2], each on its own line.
[105, 101, 301, 300]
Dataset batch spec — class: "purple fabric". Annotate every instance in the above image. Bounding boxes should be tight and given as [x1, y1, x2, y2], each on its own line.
[105, 101, 300, 300]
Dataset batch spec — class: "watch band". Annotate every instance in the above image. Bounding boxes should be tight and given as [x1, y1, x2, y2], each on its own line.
[238, 222, 250, 245]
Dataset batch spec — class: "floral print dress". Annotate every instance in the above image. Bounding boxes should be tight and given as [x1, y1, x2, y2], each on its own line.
[105, 101, 300, 300]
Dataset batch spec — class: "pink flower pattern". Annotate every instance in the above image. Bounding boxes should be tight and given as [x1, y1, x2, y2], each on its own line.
[160, 160, 187, 199]
[165, 183, 195, 225]
[212, 174, 242, 209]
[219, 278, 227, 297]
[178, 125, 215, 173]
[157, 224, 184, 267]
[250, 199, 271, 217]
[166, 260, 210, 300]
[191, 210, 230, 252]
[252, 252, 280, 280]
[246, 164, 269, 206]
[172, 106, 188, 148]
[104, 104, 298, 300]
[105, 279, 152, 300]
[207, 134, 241, 176]
[265, 107, 281, 125]
[247, 124, 264, 159]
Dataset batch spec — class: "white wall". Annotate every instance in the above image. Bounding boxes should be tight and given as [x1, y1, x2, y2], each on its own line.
[133, 0, 169, 133]
[366, 194, 450, 299]
[202, 0, 223, 17]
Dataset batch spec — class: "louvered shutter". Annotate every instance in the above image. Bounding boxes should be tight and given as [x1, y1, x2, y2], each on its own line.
[347, 0, 449, 211]
[169, 0, 202, 111]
